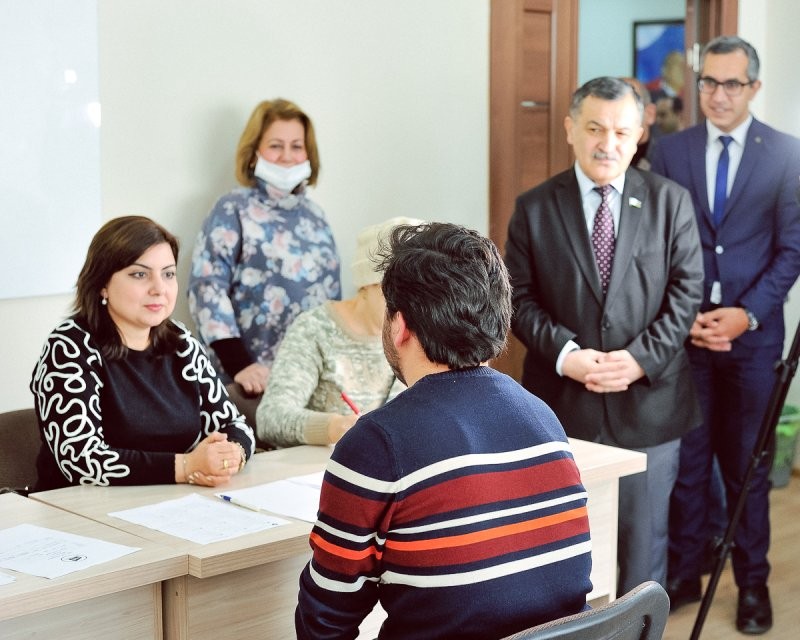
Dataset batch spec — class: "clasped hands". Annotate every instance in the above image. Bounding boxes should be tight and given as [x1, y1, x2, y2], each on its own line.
[563, 348, 645, 393]
[689, 308, 749, 351]
[178, 432, 246, 487]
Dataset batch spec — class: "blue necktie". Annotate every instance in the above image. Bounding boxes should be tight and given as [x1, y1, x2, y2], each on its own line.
[713, 136, 733, 227]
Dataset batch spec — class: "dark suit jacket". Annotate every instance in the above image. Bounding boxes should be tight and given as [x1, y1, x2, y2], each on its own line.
[650, 119, 800, 348]
[505, 167, 703, 447]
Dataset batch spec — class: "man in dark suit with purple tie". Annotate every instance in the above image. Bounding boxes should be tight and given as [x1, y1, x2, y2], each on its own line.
[651, 36, 800, 634]
[505, 77, 704, 598]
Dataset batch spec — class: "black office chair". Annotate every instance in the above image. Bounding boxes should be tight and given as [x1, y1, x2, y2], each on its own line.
[500, 581, 670, 640]
[0, 407, 40, 495]
[224, 383, 274, 451]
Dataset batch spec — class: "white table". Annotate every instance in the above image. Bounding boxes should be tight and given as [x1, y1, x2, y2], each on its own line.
[0, 492, 186, 640]
[31, 439, 645, 638]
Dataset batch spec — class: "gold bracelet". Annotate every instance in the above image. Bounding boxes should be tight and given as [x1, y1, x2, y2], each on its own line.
[234, 442, 246, 472]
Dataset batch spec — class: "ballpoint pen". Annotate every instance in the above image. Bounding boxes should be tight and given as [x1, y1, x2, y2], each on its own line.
[218, 493, 263, 514]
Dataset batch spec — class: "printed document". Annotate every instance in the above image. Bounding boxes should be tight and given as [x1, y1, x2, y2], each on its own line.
[216, 471, 324, 523]
[0, 523, 139, 579]
[109, 493, 289, 545]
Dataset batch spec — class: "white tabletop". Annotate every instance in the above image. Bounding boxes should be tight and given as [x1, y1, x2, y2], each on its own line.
[0, 492, 186, 620]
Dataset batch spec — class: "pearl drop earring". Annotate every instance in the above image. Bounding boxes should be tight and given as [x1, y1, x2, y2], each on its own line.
[101, 297, 108, 306]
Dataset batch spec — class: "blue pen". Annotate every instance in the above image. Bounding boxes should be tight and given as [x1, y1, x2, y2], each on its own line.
[218, 494, 262, 514]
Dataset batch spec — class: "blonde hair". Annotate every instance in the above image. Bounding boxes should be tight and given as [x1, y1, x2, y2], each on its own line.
[352, 217, 426, 289]
[235, 98, 320, 187]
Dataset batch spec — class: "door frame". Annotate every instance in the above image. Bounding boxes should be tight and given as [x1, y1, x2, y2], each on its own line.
[489, 0, 578, 252]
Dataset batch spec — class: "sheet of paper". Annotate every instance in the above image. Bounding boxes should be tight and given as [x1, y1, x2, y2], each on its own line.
[109, 493, 289, 545]
[287, 471, 324, 489]
[216, 472, 324, 523]
[0, 523, 140, 580]
[0, 571, 16, 585]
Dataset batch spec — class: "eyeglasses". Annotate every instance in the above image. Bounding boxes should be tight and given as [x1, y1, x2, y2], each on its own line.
[697, 77, 755, 96]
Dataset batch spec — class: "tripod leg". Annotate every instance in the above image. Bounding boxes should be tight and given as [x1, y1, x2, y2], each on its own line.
[690, 319, 800, 639]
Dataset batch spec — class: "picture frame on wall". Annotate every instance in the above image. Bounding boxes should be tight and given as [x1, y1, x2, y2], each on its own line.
[633, 20, 685, 103]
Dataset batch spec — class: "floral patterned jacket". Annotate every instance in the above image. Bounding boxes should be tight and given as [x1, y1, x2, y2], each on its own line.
[188, 179, 341, 381]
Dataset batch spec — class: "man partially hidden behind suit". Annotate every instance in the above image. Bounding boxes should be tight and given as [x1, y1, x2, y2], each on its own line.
[619, 76, 659, 171]
[505, 77, 704, 596]
[650, 36, 800, 634]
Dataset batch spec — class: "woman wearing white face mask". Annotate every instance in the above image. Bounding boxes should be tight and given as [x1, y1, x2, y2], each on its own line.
[188, 99, 341, 437]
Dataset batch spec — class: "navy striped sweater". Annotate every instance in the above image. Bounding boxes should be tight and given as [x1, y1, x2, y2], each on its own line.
[296, 367, 592, 639]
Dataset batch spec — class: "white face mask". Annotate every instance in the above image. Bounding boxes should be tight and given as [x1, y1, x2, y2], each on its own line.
[253, 155, 311, 192]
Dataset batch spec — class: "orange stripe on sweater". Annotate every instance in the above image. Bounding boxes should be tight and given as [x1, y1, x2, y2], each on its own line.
[384, 506, 588, 552]
[309, 531, 384, 561]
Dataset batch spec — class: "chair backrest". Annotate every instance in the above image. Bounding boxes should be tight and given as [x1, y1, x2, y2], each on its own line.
[224, 383, 274, 451]
[0, 407, 40, 495]
[500, 581, 670, 640]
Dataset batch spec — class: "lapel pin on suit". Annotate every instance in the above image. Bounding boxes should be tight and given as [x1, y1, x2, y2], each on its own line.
[629, 197, 642, 208]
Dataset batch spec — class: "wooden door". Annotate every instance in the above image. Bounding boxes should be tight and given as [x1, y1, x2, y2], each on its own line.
[489, 0, 578, 380]
[488, 0, 737, 381]
[684, 0, 739, 125]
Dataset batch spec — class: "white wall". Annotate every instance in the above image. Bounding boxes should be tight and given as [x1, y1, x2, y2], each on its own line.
[0, 0, 490, 412]
[739, 0, 800, 407]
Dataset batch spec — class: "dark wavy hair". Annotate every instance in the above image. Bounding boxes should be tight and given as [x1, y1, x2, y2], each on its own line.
[74, 216, 181, 360]
[569, 76, 644, 122]
[375, 222, 511, 369]
[701, 35, 760, 82]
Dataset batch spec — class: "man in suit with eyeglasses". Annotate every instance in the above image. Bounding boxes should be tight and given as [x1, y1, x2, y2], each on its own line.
[651, 35, 800, 634]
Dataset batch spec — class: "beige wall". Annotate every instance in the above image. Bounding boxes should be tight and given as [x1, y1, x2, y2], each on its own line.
[0, 0, 490, 411]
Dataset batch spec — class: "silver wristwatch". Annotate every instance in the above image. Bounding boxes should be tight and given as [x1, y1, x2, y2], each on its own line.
[744, 308, 759, 331]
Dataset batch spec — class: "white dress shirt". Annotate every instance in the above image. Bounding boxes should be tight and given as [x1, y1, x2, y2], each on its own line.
[555, 164, 627, 375]
[705, 115, 752, 304]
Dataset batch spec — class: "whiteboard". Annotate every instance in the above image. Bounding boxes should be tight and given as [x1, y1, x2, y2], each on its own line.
[0, 0, 101, 300]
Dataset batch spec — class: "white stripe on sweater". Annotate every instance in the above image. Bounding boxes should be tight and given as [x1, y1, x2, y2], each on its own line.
[325, 440, 572, 495]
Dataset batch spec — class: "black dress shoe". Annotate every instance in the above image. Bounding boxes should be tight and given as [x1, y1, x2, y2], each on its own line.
[737, 585, 772, 635]
[666, 577, 701, 611]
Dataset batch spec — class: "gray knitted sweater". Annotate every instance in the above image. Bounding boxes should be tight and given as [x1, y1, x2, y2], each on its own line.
[255, 302, 404, 446]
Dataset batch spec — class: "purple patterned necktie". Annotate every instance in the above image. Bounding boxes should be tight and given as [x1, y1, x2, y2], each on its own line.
[592, 185, 615, 295]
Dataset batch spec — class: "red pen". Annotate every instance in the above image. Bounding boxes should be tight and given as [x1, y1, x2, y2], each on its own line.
[340, 391, 361, 415]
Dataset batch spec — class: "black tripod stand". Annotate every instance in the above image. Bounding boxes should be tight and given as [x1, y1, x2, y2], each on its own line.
[690, 318, 800, 640]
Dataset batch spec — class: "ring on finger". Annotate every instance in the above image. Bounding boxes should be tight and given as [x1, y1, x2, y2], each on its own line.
[223, 458, 229, 470]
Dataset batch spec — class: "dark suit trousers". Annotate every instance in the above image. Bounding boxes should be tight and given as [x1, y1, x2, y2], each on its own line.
[616, 438, 680, 594]
[669, 342, 780, 588]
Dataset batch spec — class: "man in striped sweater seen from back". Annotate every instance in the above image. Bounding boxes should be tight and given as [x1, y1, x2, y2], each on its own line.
[295, 222, 593, 639]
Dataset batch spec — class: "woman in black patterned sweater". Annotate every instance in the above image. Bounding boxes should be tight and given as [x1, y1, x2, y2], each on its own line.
[30, 216, 255, 491]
